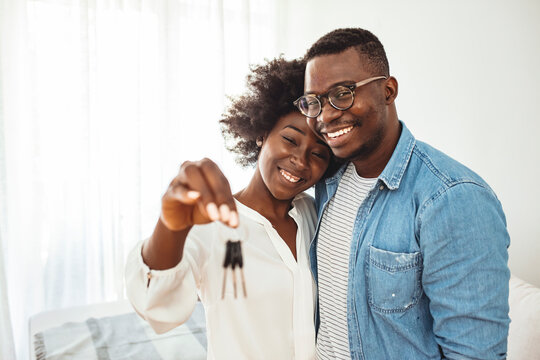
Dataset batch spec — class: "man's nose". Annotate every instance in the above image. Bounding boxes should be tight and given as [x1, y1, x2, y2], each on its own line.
[317, 101, 342, 124]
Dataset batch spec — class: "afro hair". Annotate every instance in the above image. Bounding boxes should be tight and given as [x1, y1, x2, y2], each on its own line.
[220, 57, 306, 167]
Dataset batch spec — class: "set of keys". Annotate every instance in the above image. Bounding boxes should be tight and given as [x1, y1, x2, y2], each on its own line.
[221, 240, 247, 299]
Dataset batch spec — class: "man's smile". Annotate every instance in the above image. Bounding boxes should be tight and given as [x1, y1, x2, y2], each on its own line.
[320, 124, 358, 148]
[325, 125, 354, 139]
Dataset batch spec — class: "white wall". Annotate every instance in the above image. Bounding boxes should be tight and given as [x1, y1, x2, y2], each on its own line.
[277, 0, 540, 286]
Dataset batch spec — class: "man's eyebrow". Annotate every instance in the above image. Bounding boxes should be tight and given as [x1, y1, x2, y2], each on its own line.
[283, 125, 305, 135]
[305, 80, 355, 95]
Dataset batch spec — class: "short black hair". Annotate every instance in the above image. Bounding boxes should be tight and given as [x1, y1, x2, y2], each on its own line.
[220, 57, 305, 167]
[305, 28, 389, 77]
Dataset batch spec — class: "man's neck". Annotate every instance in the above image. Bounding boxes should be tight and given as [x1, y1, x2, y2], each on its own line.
[351, 120, 401, 178]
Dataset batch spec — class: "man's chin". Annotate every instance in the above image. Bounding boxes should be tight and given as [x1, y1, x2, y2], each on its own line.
[332, 144, 371, 163]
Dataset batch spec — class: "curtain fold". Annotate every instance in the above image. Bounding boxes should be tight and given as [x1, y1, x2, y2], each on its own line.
[0, 0, 278, 358]
[0, 242, 16, 360]
[0, 0, 22, 357]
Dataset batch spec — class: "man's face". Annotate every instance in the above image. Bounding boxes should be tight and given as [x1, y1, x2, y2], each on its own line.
[304, 48, 390, 162]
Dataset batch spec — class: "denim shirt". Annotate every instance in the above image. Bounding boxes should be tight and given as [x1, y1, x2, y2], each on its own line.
[310, 122, 510, 360]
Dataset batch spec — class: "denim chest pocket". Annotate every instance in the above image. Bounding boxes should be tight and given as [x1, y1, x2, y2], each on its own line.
[367, 245, 423, 313]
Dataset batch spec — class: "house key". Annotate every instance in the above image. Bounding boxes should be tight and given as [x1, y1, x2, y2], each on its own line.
[221, 239, 247, 299]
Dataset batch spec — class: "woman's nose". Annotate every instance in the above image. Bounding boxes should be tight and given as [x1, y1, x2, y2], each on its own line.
[290, 149, 309, 170]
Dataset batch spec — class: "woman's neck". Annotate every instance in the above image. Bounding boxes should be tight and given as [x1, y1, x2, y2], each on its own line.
[234, 172, 293, 221]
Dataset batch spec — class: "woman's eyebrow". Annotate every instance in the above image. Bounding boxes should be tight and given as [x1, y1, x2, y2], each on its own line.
[283, 125, 327, 147]
[282, 125, 305, 135]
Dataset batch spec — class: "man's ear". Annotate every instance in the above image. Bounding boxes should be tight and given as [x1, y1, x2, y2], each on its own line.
[385, 76, 398, 104]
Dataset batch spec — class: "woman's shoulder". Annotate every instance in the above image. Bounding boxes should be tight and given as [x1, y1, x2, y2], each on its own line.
[293, 191, 315, 208]
[291, 192, 319, 238]
[292, 192, 317, 219]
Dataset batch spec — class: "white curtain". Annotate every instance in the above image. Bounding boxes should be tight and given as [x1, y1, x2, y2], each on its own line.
[0, 235, 16, 360]
[0, 0, 280, 358]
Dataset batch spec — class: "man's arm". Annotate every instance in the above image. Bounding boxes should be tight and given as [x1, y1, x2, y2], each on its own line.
[418, 182, 510, 359]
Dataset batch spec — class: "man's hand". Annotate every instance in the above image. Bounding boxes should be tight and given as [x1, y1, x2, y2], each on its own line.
[160, 158, 239, 231]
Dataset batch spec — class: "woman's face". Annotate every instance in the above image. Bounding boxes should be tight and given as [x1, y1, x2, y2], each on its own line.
[257, 112, 331, 200]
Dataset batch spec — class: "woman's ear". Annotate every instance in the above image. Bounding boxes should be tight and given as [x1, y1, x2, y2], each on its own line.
[385, 76, 398, 104]
[256, 133, 268, 147]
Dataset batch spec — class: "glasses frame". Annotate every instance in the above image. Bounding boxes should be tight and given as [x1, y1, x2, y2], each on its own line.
[294, 75, 388, 118]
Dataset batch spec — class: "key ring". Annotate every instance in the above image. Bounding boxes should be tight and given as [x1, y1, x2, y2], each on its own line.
[221, 240, 247, 299]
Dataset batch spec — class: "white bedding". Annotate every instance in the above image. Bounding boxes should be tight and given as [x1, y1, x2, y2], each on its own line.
[31, 301, 206, 360]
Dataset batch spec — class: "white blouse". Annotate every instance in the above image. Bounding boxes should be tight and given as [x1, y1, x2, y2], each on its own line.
[125, 193, 317, 360]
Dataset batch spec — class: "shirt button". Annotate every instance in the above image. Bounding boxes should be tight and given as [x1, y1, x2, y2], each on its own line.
[379, 185, 384, 190]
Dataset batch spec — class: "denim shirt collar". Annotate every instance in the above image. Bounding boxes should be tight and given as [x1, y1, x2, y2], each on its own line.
[324, 121, 416, 191]
[379, 121, 416, 190]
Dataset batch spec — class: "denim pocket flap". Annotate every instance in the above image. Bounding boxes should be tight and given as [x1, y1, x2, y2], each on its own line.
[367, 245, 422, 313]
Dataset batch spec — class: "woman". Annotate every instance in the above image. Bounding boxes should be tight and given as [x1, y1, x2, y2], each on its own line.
[125, 57, 333, 359]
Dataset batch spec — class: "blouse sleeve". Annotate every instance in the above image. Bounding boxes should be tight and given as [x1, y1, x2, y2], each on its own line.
[124, 229, 209, 334]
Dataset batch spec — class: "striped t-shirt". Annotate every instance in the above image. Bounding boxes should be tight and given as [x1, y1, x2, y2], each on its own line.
[316, 162, 377, 359]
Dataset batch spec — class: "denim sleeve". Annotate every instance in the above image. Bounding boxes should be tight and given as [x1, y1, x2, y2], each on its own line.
[418, 182, 510, 360]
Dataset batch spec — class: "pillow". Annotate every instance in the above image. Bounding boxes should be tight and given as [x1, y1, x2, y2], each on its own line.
[508, 275, 540, 360]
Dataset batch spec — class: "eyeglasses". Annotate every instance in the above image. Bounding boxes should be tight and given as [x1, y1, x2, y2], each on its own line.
[293, 76, 387, 118]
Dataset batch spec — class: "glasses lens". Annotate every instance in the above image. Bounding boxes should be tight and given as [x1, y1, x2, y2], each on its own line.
[296, 96, 320, 118]
[329, 86, 354, 110]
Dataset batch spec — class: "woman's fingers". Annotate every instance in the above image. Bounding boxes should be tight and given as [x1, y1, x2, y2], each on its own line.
[176, 160, 218, 222]
[167, 182, 201, 204]
[197, 158, 238, 228]
[173, 159, 238, 228]
[160, 182, 200, 231]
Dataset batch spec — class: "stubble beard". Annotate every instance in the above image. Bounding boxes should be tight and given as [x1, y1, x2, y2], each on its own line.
[333, 113, 386, 163]
[334, 127, 384, 163]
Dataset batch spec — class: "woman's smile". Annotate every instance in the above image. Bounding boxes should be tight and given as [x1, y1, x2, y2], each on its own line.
[279, 167, 304, 184]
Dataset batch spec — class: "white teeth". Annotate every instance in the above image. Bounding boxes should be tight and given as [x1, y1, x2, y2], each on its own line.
[327, 126, 353, 139]
[280, 169, 300, 183]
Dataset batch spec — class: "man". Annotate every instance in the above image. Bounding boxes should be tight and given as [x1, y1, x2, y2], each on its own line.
[294, 28, 510, 359]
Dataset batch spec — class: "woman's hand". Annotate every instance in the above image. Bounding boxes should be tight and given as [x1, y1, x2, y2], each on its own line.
[160, 158, 239, 231]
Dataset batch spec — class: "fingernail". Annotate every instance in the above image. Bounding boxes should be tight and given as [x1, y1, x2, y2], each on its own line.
[206, 203, 220, 221]
[187, 191, 200, 199]
[229, 211, 239, 227]
[219, 204, 230, 222]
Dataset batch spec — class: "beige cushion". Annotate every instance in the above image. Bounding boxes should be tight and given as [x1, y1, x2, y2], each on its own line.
[508, 276, 540, 360]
